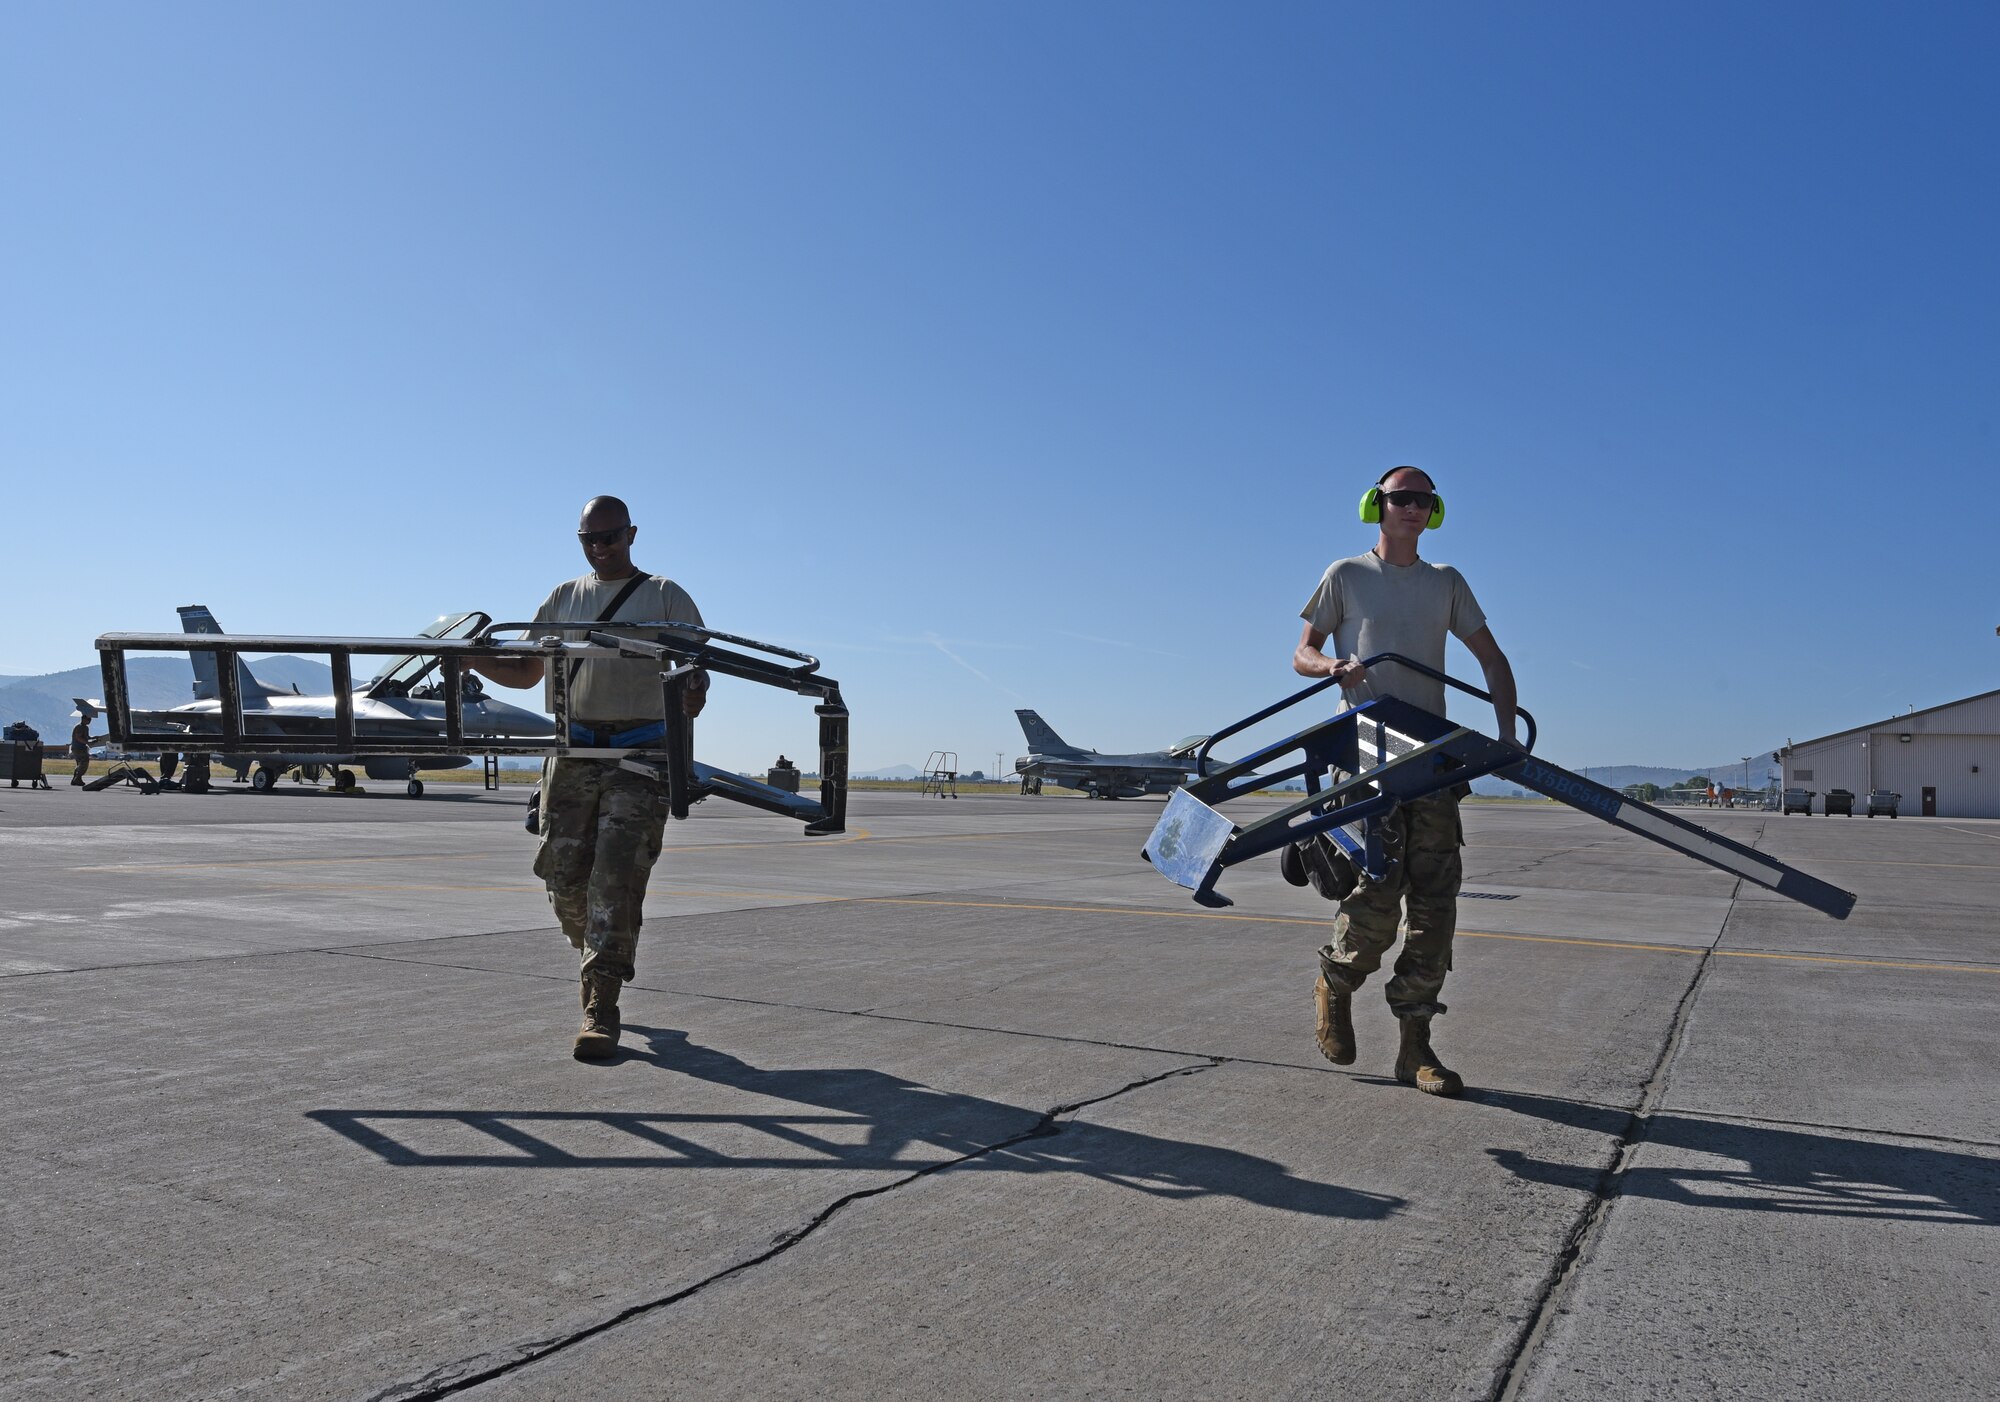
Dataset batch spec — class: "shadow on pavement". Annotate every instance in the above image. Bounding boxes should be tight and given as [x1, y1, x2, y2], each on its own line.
[1478, 1088, 2000, 1225]
[307, 1027, 1403, 1222]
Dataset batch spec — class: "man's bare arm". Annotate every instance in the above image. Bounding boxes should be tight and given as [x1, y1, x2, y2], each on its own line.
[1294, 622, 1368, 688]
[1462, 627, 1519, 745]
[468, 654, 547, 689]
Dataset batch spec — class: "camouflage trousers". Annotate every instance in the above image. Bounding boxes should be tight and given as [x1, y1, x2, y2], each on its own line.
[1317, 790, 1464, 1019]
[532, 757, 668, 984]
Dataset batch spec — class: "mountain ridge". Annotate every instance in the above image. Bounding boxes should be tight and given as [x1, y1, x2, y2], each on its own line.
[0, 657, 337, 741]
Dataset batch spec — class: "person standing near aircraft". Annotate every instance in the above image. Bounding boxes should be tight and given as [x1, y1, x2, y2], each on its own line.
[471, 496, 708, 1062]
[1291, 465, 1518, 1096]
[69, 717, 92, 786]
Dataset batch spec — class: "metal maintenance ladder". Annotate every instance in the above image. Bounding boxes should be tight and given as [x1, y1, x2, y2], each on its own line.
[922, 751, 959, 799]
[94, 622, 851, 835]
[1142, 654, 1855, 919]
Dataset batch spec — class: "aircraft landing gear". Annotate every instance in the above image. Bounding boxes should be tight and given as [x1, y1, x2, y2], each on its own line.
[333, 768, 356, 792]
[250, 764, 280, 793]
[406, 779, 424, 798]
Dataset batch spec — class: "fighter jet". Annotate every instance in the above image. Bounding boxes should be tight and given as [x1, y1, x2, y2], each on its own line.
[1012, 709, 1205, 799]
[76, 606, 555, 796]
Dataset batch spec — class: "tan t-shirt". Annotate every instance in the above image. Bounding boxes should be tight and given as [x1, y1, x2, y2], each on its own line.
[1300, 551, 1487, 716]
[532, 572, 704, 722]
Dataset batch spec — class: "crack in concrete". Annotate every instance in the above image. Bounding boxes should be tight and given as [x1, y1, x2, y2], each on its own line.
[1487, 943, 1715, 1402]
[1485, 820, 1772, 1401]
[1468, 838, 1617, 884]
[360, 1058, 1222, 1401]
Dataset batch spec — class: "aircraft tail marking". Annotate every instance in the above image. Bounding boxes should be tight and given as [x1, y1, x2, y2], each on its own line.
[177, 605, 276, 703]
[1015, 709, 1078, 755]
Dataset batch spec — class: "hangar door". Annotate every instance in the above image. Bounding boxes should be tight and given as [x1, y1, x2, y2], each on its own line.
[1871, 734, 2000, 819]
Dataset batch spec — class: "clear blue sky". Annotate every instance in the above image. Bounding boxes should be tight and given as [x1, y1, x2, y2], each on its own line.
[4, 2, 1995, 775]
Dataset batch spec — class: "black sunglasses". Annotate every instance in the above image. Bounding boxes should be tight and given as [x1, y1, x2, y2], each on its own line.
[576, 526, 632, 546]
[1381, 489, 1435, 510]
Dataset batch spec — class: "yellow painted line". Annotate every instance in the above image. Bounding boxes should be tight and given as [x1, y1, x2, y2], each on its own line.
[76, 852, 510, 873]
[1807, 857, 1998, 870]
[854, 895, 1336, 928]
[1710, 948, 2000, 974]
[76, 828, 877, 873]
[660, 826, 1079, 853]
[844, 897, 2000, 977]
[659, 827, 874, 853]
[1452, 929, 1702, 957]
[60, 830, 2000, 978]
[246, 881, 821, 901]
[249, 882, 549, 893]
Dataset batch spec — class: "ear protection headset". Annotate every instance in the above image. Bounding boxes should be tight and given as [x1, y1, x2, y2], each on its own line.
[1358, 466, 1445, 529]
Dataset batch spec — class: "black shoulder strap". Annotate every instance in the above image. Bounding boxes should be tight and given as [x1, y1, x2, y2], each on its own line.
[596, 571, 653, 624]
[567, 573, 653, 687]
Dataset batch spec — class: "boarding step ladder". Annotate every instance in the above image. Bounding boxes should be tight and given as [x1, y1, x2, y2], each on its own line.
[922, 751, 959, 799]
[1141, 654, 1855, 919]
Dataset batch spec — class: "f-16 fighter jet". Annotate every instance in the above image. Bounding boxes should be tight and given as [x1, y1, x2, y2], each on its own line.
[77, 606, 555, 795]
[1012, 708, 1207, 799]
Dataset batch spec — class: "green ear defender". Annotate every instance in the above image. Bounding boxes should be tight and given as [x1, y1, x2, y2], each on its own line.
[1358, 478, 1446, 529]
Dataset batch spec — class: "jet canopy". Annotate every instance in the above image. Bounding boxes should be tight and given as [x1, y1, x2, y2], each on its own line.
[362, 612, 491, 698]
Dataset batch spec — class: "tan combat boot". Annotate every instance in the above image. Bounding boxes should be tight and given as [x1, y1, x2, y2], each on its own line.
[1393, 1017, 1463, 1097]
[1314, 975, 1356, 1066]
[573, 974, 622, 1061]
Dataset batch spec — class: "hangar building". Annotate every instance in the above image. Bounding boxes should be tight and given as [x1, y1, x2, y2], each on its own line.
[1778, 688, 2000, 818]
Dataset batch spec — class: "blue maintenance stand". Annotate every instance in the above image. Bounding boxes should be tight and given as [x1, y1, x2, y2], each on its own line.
[1143, 654, 1854, 920]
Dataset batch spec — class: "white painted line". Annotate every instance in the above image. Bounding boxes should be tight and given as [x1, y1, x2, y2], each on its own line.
[1943, 825, 2000, 844]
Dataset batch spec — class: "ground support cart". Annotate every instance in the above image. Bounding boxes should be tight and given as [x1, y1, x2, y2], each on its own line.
[1142, 654, 1854, 920]
[1, 723, 51, 789]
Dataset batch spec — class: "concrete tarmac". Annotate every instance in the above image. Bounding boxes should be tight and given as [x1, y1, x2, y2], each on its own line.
[1, 781, 1994, 1400]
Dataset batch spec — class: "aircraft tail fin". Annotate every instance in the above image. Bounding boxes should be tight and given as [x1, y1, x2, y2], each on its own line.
[1015, 709, 1076, 755]
[177, 605, 274, 703]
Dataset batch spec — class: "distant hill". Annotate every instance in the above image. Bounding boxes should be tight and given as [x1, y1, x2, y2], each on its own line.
[0, 656, 335, 742]
[1465, 754, 1784, 799]
[855, 764, 923, 780]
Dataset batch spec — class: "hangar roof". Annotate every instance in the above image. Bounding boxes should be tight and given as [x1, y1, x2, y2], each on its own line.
[1786, 685, 2000, 752]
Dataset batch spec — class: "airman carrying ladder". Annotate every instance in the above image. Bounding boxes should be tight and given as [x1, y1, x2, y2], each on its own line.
[1142, 654, 1855, 920]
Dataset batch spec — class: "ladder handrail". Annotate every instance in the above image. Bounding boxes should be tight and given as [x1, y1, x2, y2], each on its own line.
[1196, 653, 1538, 775]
